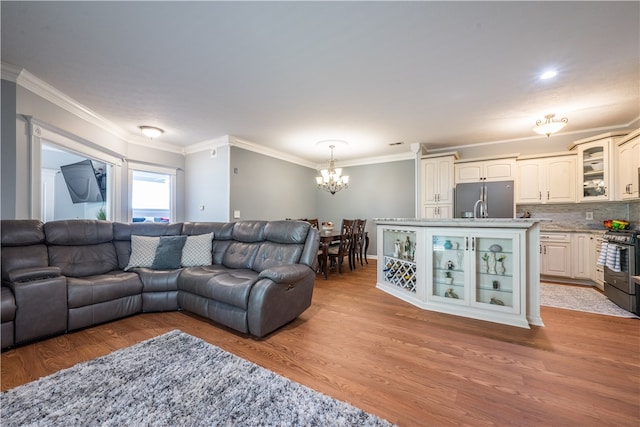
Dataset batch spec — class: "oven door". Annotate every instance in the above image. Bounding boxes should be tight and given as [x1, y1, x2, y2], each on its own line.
[604, 243, 632, 293]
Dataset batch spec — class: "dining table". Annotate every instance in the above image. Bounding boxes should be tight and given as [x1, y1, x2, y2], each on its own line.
[318, 229, 342, 279]
[317, 228, 368, 280]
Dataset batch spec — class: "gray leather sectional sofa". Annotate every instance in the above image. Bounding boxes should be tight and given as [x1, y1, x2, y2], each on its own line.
[1, 219, 320, 349]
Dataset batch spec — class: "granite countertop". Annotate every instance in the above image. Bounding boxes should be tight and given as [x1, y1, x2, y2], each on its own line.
[373, 218, 549, 229]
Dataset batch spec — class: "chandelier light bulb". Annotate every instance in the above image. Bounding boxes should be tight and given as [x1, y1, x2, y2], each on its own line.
[316, 144, 349, 195]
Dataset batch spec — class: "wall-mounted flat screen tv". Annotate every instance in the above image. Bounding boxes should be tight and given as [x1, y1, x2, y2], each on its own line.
[60, 160, 106, 204]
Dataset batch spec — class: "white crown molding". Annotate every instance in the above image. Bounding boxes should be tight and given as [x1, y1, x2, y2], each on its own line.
[1, 62, 22, 82]
[127, 135, 187, 155]
[229, 136, 317, 169]
[326, 151, 415, 169]
[16, 68, 132, 139]
[184, 135, 231, 155]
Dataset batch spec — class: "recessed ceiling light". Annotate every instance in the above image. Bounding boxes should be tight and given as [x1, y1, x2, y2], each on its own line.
[540, 70, 558, 80]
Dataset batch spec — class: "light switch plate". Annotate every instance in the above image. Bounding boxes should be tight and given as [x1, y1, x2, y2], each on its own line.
[586, 212, 593, 220]
[233, 210, 241, 219]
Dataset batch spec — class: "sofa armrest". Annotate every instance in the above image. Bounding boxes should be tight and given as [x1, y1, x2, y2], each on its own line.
[257, 264, 312, 284]
[6, 266, 62, 283]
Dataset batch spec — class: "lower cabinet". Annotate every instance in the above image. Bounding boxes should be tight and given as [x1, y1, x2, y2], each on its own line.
[540, 233, 572, 277]
[377, 226, 528, 328]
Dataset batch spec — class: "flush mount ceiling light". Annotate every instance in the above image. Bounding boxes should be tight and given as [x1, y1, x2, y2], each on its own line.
[316, 142, 349, 195]
[139, 126, 164, 139]
[533, 114, 568, 138]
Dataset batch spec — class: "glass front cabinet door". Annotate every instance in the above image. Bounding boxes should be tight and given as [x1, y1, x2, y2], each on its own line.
[426, 229, 527, 328]
[378, 227, 424, 303]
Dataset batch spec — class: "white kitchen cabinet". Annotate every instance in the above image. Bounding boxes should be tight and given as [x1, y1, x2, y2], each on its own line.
[540, 233, 571, 278]
[590, 233, 605, 290]
[516, 153, 576, 204]
[615, 128, 640, 201]
[454, 156, 516, 183]
[421, 154, 456, 218]
[423, 204, 451, 219]
[572, 233, 591, 279]
[570, 131, 628, 202]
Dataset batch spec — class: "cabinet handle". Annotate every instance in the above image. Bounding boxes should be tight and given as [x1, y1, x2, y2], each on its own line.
[465, 237, 469, 250]
[539, 244, 542, 254]
[539, 191, 542, 200]
[547, 191, 550, 200]
[543, 245, 547, 255]
[471, 237, 475, 251]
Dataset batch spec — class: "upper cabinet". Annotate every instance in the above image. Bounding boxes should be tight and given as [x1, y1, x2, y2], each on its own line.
[570, 131, 628, 202]
[455, 156, 516, 183]
[421, 153, 457, 219]
[516, 153, 576, 204]
[615, 129, 640, 201]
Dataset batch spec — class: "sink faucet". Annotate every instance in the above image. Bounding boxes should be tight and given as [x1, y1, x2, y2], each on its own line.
[473, 199, 488, 218]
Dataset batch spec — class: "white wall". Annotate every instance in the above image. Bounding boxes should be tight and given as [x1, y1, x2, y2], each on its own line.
[185, 145, 230, 222]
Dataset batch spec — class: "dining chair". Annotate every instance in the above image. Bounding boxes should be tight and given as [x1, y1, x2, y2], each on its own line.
[327, 219, 358, 274]
[354, 218, 368, 267]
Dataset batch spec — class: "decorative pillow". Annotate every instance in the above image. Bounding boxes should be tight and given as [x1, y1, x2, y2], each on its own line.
[181, 232, 214, 267]
[125, 235, 187, 271]
[125, 235, 160, 271]
[152, 235, 187, 269]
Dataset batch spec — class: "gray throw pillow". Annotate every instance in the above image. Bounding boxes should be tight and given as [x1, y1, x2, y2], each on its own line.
[152, 235, 188, 269]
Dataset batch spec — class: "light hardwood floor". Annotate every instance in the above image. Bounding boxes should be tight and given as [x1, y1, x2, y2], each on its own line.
[2, 260, 639, 426]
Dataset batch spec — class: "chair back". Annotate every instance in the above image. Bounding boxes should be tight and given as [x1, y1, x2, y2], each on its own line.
[339, 219, 357, 254]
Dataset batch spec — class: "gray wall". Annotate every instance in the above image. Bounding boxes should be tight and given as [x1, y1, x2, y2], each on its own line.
[1, 80, 17, 218]
[316, 159, 416, 256]
[229, 147, 317, 221]
[185, 145, 230, 221]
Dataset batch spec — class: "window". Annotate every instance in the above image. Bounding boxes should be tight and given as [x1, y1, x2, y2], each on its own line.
[129, 167, 175, 223]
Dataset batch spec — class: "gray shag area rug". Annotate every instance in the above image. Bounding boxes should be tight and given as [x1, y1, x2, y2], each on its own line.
[540, 282, 638, 318]
[1, 330, 394, 426]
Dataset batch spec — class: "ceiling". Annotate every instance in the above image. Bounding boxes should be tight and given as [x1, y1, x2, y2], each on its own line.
[2, 1, 639, 165]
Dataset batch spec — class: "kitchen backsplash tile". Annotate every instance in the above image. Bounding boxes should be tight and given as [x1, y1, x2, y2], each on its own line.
[517, 202, 639, 230]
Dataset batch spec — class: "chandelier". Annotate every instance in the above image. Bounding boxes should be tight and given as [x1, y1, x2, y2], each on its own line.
[316, 144, 349, 195]
[533, 114, 568, 138]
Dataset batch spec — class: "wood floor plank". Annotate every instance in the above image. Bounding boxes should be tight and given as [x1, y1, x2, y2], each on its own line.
[2, 260, 639, 426]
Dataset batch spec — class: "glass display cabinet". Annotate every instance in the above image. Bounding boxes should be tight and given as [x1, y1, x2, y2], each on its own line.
[378, 227, 423, 301]
[430, 232, 468, 304]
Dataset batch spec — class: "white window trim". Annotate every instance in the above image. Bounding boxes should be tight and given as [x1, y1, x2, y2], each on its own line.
[127, 162, 177, 223]
[27, 117, 122, 221]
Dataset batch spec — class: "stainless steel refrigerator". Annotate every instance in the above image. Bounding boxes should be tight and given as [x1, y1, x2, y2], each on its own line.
[454, 181, 515, 218]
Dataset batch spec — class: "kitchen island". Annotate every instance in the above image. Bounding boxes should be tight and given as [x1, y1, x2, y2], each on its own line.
[375, 218, 546, 328]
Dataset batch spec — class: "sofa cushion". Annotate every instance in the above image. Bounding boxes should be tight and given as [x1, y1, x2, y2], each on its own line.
[67, 271, 143, 308]
[179, 266, 258, 309]
[222, 242, 260, 270]
[44, 220, 113, 245]
[48, 243, 119, 277]
[253, 242, 303, 272]
[181, 232, 213, 267]
[1, 219, 45, 246]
